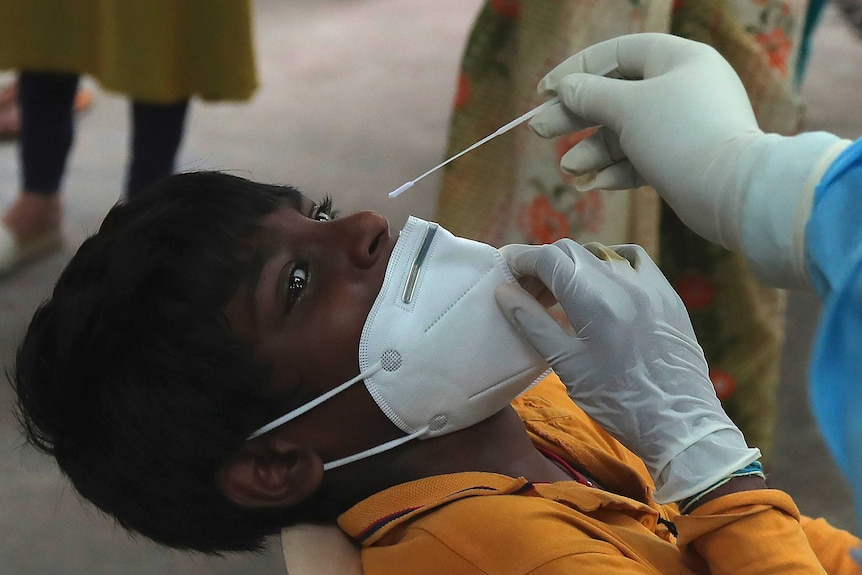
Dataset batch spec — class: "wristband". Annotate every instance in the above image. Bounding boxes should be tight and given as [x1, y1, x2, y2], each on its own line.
[679, 461, 765, 514]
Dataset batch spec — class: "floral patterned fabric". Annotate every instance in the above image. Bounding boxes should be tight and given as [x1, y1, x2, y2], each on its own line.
[436, 0, 810, 454]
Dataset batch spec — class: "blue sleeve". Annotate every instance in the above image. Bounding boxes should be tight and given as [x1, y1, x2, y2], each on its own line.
[805, 137, 862, 521]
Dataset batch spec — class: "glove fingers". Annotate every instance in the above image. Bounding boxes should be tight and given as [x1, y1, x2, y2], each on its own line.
[529, 100, 596, 139]
[516, 274, 559, 309]
[501, 243, 577, 290]
[572, 159, 644, 192]
[537, 40, 624, 95]
[494, 283, 574, 363]
[608, 244, 653, 271]
[558, 128, 621, 176]
[498, 244, 542, 279]
[546, 73, 631, 134]
[502, 240, 625, 334]
[611, 244, 677, 292]
[537, 33, 694, 94]
[581, 242, 631, 265]
[547, 238, 631, 275]
[608, 243, 698, 336]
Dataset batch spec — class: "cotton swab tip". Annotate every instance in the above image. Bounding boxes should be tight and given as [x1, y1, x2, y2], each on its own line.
[387, 98, 563, 200]
[389, 181, 415, 198]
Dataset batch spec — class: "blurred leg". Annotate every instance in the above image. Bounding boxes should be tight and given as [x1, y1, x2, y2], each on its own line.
[19, 70, 79, 195]
[0, 71, 75, 273]
[126, 99, 189, 197]
[3, 70, 76, 239]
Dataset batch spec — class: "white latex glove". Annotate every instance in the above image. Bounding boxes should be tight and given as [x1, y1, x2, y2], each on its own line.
[495, 240, 760, 503]
[529, 33, 850, 289]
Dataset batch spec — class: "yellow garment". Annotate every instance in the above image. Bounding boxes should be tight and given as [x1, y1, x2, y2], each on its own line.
[338, 375, 862, 574]
[0, 0, 257, 103]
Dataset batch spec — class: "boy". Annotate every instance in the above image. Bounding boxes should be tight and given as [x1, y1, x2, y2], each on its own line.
[12, 171, 861, 573]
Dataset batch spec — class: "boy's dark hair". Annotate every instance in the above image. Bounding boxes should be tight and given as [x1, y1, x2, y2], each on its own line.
[11, 172, 336, 553]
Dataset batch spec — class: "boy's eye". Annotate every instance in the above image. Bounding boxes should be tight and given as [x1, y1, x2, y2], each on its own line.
[314, 195, 336, 222]
[287, 265, 308, 303]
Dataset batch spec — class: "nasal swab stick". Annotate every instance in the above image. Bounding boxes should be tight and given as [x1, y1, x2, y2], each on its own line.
[388, 96, 560, 199]
[388, 63, 621, 199]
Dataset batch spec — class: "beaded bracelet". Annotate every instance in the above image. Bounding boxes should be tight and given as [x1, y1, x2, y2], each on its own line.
[679, 461, 765, 514]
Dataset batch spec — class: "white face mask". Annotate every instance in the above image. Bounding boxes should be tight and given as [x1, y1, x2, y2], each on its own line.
[248, 216, 550, 470]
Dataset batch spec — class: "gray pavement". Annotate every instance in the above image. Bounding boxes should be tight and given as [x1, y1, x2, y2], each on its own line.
[1, 1, 861, 573]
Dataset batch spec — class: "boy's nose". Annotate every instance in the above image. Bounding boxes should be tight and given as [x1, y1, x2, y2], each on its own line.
[341, 211, 390, 269]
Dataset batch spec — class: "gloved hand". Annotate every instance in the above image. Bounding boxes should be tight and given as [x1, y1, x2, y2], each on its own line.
[529, 33, 850, 289]
[495, 240, 760, 503]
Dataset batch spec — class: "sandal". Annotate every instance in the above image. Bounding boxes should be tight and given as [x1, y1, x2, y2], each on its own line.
[0, 221, 63, 277]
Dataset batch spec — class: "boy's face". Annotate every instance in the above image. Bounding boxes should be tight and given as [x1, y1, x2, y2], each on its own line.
[223, 196, 405, 466]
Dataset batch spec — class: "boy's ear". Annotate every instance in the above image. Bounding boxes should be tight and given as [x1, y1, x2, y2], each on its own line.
[216, 435, 324, 509]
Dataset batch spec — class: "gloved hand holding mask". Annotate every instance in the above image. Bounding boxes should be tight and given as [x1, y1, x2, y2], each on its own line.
[495, 240, 760, 503]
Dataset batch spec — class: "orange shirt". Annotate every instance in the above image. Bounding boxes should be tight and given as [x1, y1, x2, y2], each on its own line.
[338, 374, 861, 574]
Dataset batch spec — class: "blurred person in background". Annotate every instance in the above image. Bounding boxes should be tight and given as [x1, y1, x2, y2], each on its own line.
[0, 0, 257, 276]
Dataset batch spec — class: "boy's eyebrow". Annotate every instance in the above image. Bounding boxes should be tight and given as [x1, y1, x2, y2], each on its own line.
[248, 233, 284, 325]
[241, 194, 314, 323]
[248, 249, 271, 314]
[232, 226, 280, 334]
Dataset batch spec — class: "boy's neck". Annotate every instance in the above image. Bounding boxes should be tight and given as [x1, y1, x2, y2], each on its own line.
[324, 406, 575, 509]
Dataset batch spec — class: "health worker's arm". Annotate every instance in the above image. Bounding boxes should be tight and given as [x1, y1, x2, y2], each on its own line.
[495, 240, 760, 505]
[496, 241, 862, 574]
[806, 138, 862, 300]
[529, 31, 862, 542]
[804, 138, 862, 526]
[529, 32, 851, 290]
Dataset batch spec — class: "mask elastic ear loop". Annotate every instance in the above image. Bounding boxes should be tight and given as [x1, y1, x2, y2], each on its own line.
[246, 362, 383, 440]
[322, 426, 430, 471]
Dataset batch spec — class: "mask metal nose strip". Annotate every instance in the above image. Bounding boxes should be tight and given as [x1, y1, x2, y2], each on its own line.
[401, 223, 439, 304]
